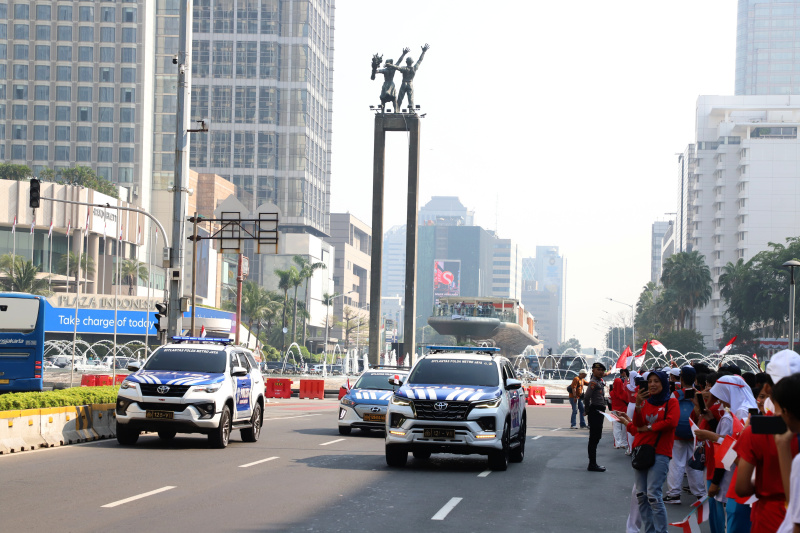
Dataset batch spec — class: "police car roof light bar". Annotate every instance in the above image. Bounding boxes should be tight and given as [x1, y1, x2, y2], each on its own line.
[171, 336, 233, 344]
[374, 365, 409, 370]
[426, 345, 501, 354]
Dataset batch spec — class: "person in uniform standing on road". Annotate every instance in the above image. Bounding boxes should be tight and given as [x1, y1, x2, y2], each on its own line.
[570, 369, 589, 429]
[585, 362, 608, 472]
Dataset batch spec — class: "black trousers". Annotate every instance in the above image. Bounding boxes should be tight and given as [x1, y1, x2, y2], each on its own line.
[586, 404, 605, 465]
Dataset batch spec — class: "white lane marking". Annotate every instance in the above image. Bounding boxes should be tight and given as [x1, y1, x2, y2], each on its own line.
[102, 486, 176, 508]
[551, 427, 561, 432]
[532, 436, 542, 440]
[432, 497, 463, 520]
[477, 470, 491, 478]
[320, 438, 345, 446]
[239, 456, 279, 468]
[263, 414, 321, 421]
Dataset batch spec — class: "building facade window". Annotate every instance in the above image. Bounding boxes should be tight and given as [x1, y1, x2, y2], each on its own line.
[55, 127, 71, 142]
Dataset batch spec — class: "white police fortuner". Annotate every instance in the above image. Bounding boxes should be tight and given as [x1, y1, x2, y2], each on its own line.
[384, 346, 527, 471]
[115, 337, 265, 448]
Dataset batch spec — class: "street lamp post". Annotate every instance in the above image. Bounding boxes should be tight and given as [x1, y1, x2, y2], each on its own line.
[608, 297, 635, 351]
[783, 260, 800, 351]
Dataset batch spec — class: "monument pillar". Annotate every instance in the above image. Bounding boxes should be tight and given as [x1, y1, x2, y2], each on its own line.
[368, 113, 421, 366]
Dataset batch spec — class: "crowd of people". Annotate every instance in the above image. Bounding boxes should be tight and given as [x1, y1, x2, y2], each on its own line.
[433, 301, 514, 321]
[569, 351, 800, 533]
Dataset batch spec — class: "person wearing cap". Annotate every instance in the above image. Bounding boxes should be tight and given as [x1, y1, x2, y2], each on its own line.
[569, 369, 589, 429]
[584, 362, 608, 472]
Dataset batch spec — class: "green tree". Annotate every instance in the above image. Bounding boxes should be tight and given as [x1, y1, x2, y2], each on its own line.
[290, 267, 304, 342]
[57, 252, 95, 292]
[0, 163, 34, 181]
[656, 329, 705, 355]
[661, 251, 712, 329]
[557, 337, 581, 354]
[119, 259, 149, 296]
[0, 256, 52, 296]
[274, 267, 300, 348]
[60, 166, 119, 199]
[293, 254, 326, 347]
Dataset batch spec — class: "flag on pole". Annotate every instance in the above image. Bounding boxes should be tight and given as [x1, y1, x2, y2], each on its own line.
[200, 325, 207, 338]
[119, 224, 123, 241]
[48, 219, 53, 238]
[714, 435, 738, 470]
[650, 339, 669, 356]
[615, 346, 633, 369]
[66, 219, 71, 236]
[633, 341, 648, 368]
[137, 225, 141, 246]
[669, 496, 709, 532]
[753, 353, 758, 362]
[84, 209, 90, 233]
[11, 215, 16, 234]
[719, 336, 738, 356]
[689, 418, 700, 451]
[30, 214, 35, 234]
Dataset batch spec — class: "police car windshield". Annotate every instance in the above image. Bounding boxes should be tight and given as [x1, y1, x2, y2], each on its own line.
[354, 372, 404, 390]
[407, 358, 499, 387]
[144, 347, 227, 374]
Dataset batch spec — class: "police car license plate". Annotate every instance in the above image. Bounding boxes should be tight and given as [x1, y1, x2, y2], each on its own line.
[424, 428, 454, 439]
[363, 413, 385, 422]
[146, 411, 173, 419]
[0, 379, 8, 384]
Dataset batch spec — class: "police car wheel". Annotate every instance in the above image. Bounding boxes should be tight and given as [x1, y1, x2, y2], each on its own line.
[338, 426, 352, 435]
[412, 450, 431, 460]
[116, 422, 139, 446]
[209, 406, 232, 448]
[241, 404, 262, 442]
[385, 444, 408, 467]
[510, 416, 526, 463]
[488, 422, 510, 471]
[158, 430, 177, 440]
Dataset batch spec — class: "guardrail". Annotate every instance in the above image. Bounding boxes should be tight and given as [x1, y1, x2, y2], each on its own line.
[0, 404, 116, 454]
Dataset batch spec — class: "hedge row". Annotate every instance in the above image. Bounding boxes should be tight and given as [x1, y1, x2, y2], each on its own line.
[0, 386, 119, 411]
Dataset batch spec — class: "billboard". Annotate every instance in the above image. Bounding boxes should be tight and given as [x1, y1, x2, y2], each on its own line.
[433, 259, 461, 303]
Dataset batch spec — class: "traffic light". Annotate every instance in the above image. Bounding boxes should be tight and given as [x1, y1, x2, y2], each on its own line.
[29, 179, 40, 208]
[154, 302, 168, 333]
[547, 348, 552, 355]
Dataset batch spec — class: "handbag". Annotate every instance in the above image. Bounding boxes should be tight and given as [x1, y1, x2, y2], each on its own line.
[631, 400, 669, 471]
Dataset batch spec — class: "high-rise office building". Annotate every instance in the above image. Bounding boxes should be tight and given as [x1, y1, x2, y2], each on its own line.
[491, 237, 521, 299]
[530, 246, 564, 348]
[651, 221, 671, 284]
[0, 1, 153, 211]
[381, 224, 406, 299]
[735, 0, 800, 95]
[691, 95, 800, 345]
[418, 196, 474, 227]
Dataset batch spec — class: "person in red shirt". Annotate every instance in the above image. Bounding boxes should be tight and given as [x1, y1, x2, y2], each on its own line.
[617, 371, 680, 533]
[611, 369, 631, 449]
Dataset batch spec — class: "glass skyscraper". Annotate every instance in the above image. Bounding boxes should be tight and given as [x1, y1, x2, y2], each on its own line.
[736, 0, 800, 95]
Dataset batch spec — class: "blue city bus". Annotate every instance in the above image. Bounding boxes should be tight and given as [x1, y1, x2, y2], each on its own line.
[0, 293, 46, 392]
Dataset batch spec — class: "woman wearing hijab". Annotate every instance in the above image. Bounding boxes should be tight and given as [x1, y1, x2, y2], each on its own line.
[617, 371, 680, 533]
[695, 373, 757, 533]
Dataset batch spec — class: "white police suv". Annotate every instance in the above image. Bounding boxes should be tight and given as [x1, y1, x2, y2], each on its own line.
[384, 346, 527, 471]
[338, 367, 409, 435]
[115, 337, 265, 448]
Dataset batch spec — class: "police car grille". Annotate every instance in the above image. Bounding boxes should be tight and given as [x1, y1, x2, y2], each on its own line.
[414, 400, 470, 420]
[139, 384, 191, 397]
[136, 402, 188, 412]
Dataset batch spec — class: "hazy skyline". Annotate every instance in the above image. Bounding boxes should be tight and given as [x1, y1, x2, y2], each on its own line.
[329, 1, 737, 349]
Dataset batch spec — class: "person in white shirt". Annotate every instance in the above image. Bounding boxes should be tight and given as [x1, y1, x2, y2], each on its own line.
[774, 372, 800, 533]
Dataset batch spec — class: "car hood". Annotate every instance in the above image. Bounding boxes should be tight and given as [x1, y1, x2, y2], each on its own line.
[347, 388, 394, 404]
[126, 370, 226, 386]
[396, 385, 501, 402]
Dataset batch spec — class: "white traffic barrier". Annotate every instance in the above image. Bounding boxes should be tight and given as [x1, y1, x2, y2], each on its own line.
[91, 403, 116, 439]
[40, 407, 67, 448]
[0, 409, 44, 453]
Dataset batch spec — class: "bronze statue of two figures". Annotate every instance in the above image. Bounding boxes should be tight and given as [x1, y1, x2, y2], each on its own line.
[371, 44, 430, 113]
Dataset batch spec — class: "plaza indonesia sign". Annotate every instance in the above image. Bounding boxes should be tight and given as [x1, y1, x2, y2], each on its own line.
[43, 296, 234, 336]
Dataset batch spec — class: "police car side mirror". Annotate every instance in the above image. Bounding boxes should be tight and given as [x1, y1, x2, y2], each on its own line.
[127, 361, 141, 372]
[505, 378, 522, 390]
[388, 376, 404, 387]
[232, 366, 248, 377]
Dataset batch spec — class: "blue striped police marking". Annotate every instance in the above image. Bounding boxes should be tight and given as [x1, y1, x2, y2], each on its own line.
[102, 486, 176, 508]
[432, 497, 463, 520]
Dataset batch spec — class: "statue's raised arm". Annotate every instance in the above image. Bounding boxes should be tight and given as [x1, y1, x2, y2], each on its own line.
[414, 43, 430, 72]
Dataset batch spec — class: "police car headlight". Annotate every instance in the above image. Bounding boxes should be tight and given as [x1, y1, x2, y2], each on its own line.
[341, 396, 356, 408]
[472, 397, 502, 409]
[120, 380, 138, 390]
[192, 382, 223, 393]
[391, 395, 412, 407]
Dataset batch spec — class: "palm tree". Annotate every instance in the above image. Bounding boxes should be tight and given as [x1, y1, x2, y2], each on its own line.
[0, 258, 52, 296]
[293, 255, 327, 346]
[275, 267, 299, 348]
[661, 251, 712, 329]
[321, 292, 339, 361]
[57, 252, 95, 292]
[290, 269, 304, 342]
[119, 259, 149, 296]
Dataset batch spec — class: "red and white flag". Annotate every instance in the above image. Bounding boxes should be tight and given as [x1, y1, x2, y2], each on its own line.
[119, 224, 124, 241]
[669, 496, 709, 532]
[650, 339, 669, 356]
[30, 214, 35, 234]
[136, 226, 141, 246]
[616, 346, 633, 369]
[346, 378, 351, 390]
[66, 219, 71, 236]
[48, 219, 53, 238]
[633, 341, 648, 368]
[11, 215, 16, 234]
[753, 353, 758, 362]
[199, 325, 207, 338]
[714, 435, 738, 470]
[84, 209, 90, 233]
[719, 336, 737, 356]
[689, 418, 700, 450]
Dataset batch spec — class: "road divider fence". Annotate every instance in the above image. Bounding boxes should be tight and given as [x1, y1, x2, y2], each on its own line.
[527, 386, 546, 406]
[265, 378, 293, 399]
[298, 380, 324, 399]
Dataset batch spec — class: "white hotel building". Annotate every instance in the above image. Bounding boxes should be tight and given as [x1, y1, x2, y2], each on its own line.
[690, 96, 800, 345]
